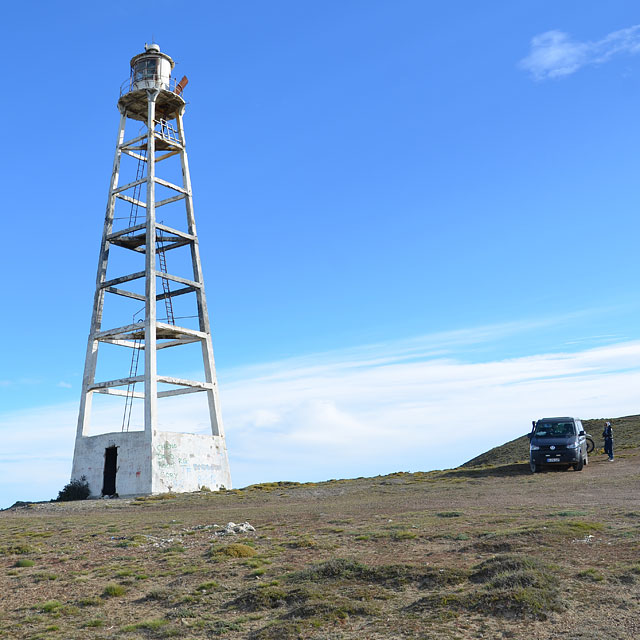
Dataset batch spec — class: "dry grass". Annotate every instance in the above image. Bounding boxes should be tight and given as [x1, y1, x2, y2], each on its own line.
[1, 444, 640, 638]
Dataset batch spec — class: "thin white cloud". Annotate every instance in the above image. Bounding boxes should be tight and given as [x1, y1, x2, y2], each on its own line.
[520, 25, 640, 80]
[57, 381, 72, 389]
[2, 331, 640, 508]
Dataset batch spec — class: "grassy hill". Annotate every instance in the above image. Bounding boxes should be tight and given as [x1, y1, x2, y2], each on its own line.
[462, 414, 640, 468]
[2, 439, 640, 639]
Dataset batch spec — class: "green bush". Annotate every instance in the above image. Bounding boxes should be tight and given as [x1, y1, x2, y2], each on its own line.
[56, 476, 90, 502]
[15, 559, 35, 568]
[40, 600, 62, 613]
[103, 583, 126, 597]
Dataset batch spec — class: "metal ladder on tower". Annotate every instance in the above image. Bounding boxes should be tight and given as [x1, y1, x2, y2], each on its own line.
[157, 235, 175, 325]
[154, 118, 176, 325]
[128, 148, 147, 229]
[121, 321, 143, 432]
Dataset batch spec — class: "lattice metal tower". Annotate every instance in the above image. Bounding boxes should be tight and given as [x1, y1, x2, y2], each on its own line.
[71, 44, 231, 496]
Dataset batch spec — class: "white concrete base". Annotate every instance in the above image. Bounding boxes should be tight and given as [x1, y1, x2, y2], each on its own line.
[71, 430, 231, 497]
[151, 431, 232, 493]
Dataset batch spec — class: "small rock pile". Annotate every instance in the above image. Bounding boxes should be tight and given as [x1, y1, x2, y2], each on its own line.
[215, 521, 256, 536]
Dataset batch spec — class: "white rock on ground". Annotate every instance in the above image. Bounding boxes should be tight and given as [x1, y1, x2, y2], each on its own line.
[216, 521, 255, 535]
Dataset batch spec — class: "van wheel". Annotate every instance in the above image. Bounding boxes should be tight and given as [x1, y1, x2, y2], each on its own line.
[530, 459, 538, 474]
[573, 456, 584, 471]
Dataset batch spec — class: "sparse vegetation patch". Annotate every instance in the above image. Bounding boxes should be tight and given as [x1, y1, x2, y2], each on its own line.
[212, 542, 258, 558]
[102, 583, 126, 597]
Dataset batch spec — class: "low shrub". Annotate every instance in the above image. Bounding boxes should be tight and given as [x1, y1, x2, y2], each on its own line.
[103, 583, 126, 597]
[287, 536, 317, 549]
[391, 530, 417, 540]
[39, 600, 62, 613]
[122, 618, 170, 633]
[146, 588, 173, 602]
[471, 554, 563, 619]
[195, 581, 220, 593]
[284, 599, 376, 621]
[288, 558, 368, 582]
[577, 568, 605, 582]
[15, 559, 35, 568]
[249, 621, 303, 640]
[230, 585, 293, 611]
[33, 572, 58, 582]
[215, 543, 257, 558]
[288, 558, 465, 589]
[0, 543, 35, 555]
[84, 619, 104, 628]
[56, 476, 90, 502]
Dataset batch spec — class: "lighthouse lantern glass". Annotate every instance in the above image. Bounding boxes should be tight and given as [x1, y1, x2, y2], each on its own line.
[131, 55, 172, 92]
[133, 58, 158, 82]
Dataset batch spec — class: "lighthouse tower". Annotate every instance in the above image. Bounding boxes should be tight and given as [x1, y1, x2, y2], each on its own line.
[71, 44, 232, 496]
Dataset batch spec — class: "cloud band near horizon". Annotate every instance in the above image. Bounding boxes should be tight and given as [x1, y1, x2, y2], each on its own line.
[1, 329, 639, 508]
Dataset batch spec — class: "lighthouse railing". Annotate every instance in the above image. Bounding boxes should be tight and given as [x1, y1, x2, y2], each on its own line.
[120, 75, 186, 97]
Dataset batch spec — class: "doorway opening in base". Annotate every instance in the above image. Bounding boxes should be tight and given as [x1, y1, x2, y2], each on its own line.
[102, 446, 118, 496]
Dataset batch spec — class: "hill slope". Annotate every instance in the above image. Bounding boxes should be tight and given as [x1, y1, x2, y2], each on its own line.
[462, 413, 640, 468]
[2, 444, 640, 639]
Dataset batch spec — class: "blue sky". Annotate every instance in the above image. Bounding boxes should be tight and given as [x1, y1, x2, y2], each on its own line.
[1, 1, 640, 507]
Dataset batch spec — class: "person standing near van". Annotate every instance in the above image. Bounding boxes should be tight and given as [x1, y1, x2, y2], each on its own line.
[603, 421, 614, 461]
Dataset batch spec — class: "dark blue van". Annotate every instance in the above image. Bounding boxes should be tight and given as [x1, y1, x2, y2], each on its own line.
[528, 417, 588, 473]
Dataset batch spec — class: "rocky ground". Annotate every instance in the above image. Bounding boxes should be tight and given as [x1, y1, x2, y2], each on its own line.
[1, 444, 639, 639]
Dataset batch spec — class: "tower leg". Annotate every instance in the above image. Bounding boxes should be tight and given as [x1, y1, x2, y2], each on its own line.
[176, 111, 227, 440]
[74, 111, 127, 442]
[145, 91, 159, 491]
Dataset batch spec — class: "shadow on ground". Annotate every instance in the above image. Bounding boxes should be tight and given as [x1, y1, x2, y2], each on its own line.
[440, 463, 530, 479]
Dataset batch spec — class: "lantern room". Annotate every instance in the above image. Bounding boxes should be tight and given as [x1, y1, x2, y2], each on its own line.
[118, 43, 187, 123]
[130, 43, 174, 91]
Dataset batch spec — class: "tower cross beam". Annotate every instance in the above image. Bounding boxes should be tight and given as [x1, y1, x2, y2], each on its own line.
[120, 132, 148, 149]
[155, 272, 201, 289]
[156, 193, 186, 207]
[100, 271, 145, 289]
[89, 374, 145, 390]
[156, 150, 181, 162]
[156, 239, 192, 253]
[156, 285, 195, 301]
[156, 222, 195, 241]
[154, 176, 188, 194]
[95, 322, 145, 340]
[108, 222, 146, 239]
[116, 193, 146, 208]
[104, 286, 146, 301]
[122, 149, 148, 162]
[95, 388, 145, 399]
[113, 177, 146, 195]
